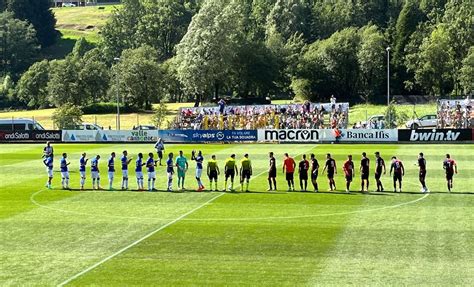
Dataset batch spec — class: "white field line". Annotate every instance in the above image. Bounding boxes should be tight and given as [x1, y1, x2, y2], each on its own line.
[56, 145, 317, 285]
[56, 192, 224, 287]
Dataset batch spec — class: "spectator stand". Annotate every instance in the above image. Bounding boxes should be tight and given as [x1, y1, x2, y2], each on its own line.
[173, 102, 350, 130]
[437, 98, 473, 128]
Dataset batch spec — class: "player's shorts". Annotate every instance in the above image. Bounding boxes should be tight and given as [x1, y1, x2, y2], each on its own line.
[268, 168, 277, 178]
[157, 151, 163, 159]
[345, 174, 353, 182]
[209, 170, 218, 181]
[108, 172, 114, 180]
[47, 168, 53, 177]
[311, 171, 318, 181]
[80, 171, 86, 178]
[167, 172, 173, 180]
[196, 168, 203, 179]
[446, 172, 454, 180]
[419, 170, 426, 180]
[225, 170, 235, 180]
[136, 171, 143, 179]
[393, 173, 402, 182]
[91, 171, 99, 179]
[122, 170, 128, 178]
[177, 167, 186, 178]
[286, 172, 294, 181]
[361, 172, 369, 180]
[375, 170, 382, 180]
[241, 170, 251, 180]
[299, 172, 308, 180]
[327, 171, 334, 179]
[148, 171, 156, 179]
[61, 171, 69, 179]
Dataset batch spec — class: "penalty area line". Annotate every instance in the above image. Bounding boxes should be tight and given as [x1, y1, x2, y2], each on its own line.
[56, 192, 225, 287]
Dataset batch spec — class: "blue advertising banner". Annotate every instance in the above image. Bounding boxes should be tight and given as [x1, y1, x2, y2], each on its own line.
[157, 130, 258, 142]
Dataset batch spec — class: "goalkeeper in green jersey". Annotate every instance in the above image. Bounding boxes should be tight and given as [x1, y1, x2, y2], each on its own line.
[240, 154, 252, 192]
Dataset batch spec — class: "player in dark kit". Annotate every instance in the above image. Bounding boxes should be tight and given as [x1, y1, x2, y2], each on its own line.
[310, 154, 319, 192]
[417, 153, 429, 193]
[343, 155, 355, 193]
[443, 154, 457, 192]
[298, 154, 310, 192]
[374, 152, 386, 192]
[268, 152, 277, 191]
[360, 152, 370, 193]
[322, 153, 337, 191]
[390, 156, 405, 193]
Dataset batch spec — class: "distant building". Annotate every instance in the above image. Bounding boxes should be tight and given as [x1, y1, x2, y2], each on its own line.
[51, 0, 121, 7]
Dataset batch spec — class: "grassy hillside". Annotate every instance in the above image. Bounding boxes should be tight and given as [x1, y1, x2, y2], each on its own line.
[0, 103, 437, 130]
[43, 5, 120, 59]
[53, 5, 119, 43]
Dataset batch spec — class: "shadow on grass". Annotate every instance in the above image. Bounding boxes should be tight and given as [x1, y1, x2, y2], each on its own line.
[41, 37, 77, 60]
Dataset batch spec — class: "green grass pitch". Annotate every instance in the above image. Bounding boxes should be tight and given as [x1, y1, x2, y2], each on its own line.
[0, 143, 473, 286]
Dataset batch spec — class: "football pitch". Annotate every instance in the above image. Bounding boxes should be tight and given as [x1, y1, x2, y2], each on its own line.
[1, 143, 473, 286]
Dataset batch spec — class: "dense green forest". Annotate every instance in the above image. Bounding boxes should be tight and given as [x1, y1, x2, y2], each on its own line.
[0, 0, 473, 110]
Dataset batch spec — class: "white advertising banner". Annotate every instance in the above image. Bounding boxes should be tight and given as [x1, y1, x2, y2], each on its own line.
[338, 129, 398, 142]
[63, 130, 160, 142]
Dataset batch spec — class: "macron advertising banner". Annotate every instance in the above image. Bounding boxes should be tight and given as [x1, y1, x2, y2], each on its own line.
[398, 129, 472, 142]
[257, 129, 398, 142]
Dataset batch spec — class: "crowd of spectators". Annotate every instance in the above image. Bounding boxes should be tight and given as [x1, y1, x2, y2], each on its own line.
[173, 100, 350, 130]
[437, 98, 473, 128]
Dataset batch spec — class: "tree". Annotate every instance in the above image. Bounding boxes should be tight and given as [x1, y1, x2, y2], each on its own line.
[357, 25, 386, 103]
[16, 60, 50, 108]
[47, 58, 82, 106]
[0, 11, 39, 78]
[295, 28, 362, 102]
[151, 102, 169, 129]
[175, 0, 243, 100]
[78, 48, 110, 103]
[52, 105, 83, 129]
[101, 0, 144, 59]
[459, 47, 474, 95]
[110, 45, 163, 109]
[7, 0, 57, 47]
[392, 0, 425, 94]
[265, 0, 312, 43]
[136, 0, 192, 60]
[407, 25, 454, 96]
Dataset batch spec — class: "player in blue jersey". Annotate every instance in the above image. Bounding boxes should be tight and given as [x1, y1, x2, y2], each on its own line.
[91, 155, 102, 190]
[135, 153, 146, 191]
[60, 153, 71, 190]
[43, 141, 54, 158]
[107, 152, 116, 190]
[191, 150, 205, 191]
[146, 152, 158, 191]
[79, 153, 89, 190]
[166, 152, 175, 192]
[43, 155, 54, 189]
[121, 150, 132, 190]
